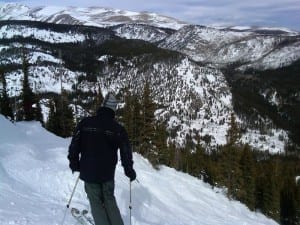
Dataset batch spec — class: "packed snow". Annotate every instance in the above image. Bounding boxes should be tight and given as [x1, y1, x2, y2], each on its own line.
[0, 115, 278, 225]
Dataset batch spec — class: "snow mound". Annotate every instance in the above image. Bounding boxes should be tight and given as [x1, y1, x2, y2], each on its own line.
[0, 115, 278, 225]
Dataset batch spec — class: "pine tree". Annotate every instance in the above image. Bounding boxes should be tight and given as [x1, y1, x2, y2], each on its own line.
[46, 99, 59, 134]
[255, 166, 265, 211]
[46, 93, 75, 137]
[296, 181, 300, 225]
[20, 49, 35, 121]
[60, 91, 75, 137]
[34, 96, 44, 125]
[140, 81, 156, 157]
[173, 146, 183, 171]
[0, 69, 13, 119]
[226, 113, 240, 145]
[218, 145, 243, 199]
[258, 161, 280, 221]
[204, 151, 218, 186]
[131, 94, 144, 152]
[186, 142, 206, 178]
[239, 144, 256, 210]
[121, 90, 143, 152]
[122, 91, 135, 144]
[168, 141, 177, 169]
[279, 161, 300, 225]
[280, 177, 297, 225]
[154, 121, 170, 166]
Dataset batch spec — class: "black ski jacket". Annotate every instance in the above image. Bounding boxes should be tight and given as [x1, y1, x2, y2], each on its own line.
[68, 107, 134, 183]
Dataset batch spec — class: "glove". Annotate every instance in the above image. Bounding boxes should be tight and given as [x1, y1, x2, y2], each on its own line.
[124, 167, 136, 182]
[69, 160, 80, 174]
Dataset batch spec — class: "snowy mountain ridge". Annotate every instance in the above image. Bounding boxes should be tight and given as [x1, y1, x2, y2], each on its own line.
[158, 25, 300, 70]
[2, 20, 299, 72]
[0, 19, 292, 152]
[0, 3, 187, 29]
[0, 114, 279, 225]
[1, 3, 300, 71]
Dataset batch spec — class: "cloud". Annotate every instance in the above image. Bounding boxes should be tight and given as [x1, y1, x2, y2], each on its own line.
[164, 0, 300, 29]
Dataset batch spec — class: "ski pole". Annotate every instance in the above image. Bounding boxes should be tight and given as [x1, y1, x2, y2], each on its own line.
[60, 175, 80, 225]
[129, 180, 132, 225]
[60, 174, 80, 225]
[129, 179, 139, 225]
[67, 174, 80, 208]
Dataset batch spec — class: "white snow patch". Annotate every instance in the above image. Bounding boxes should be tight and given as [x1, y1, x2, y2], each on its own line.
[0, 25, 85, 43]
[241, 129, 288, 153]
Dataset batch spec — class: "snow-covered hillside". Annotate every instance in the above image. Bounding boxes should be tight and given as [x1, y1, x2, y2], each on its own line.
[0, 3, 186, 29]
[111, 24, 173, 43]
[0, 20, 291, 152]
[0, 115, 279, 225]
[158, 25, 300, 70]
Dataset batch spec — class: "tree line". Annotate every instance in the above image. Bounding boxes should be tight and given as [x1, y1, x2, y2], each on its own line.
[118, 88, 300, 225]
[0, 49, 75, 137]
[0, 49, 43, 123]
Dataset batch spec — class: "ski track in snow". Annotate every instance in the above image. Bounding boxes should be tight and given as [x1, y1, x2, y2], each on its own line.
[0, 115, 278, 225]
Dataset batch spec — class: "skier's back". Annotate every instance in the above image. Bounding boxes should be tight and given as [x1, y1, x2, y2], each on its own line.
[68, 92, 136, 225]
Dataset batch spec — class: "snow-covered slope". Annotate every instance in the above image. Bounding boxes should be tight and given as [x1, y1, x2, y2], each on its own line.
[0, 3, 186, 29]
[0, 115, 279, 225]
[111, 24, 174, 43]
[98, 56, 234, 147]
[158, 25, 300, 70]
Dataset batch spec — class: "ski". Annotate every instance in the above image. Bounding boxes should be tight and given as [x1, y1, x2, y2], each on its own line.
[82, 209, 95, 225]
[71, 208, 94, 225]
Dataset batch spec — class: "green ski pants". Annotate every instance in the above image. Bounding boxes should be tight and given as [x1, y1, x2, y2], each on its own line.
[84, 181, 124, 225]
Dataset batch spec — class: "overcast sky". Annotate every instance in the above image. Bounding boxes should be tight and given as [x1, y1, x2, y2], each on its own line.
[2, 0, 300, 31]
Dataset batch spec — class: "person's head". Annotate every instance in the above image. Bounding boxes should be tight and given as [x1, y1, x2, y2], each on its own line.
[101, 92, 118, 112]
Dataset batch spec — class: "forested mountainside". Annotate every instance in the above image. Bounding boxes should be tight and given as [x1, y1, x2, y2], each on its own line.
[158, 25, 300, 70]
[0, 20, 232, 145]
[223, 60, 300, 148]
[1, 20, 298, 152]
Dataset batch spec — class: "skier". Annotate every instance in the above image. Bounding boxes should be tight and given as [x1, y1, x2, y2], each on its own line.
[68, 92, 136, 225]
